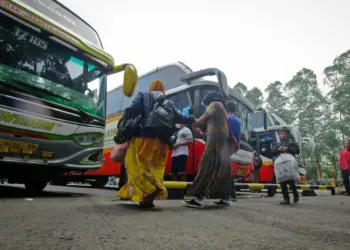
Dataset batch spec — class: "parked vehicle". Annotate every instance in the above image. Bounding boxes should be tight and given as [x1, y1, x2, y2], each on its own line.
[247, 108, 314, 196]
[0, 0, 137, 193]
[70, 62, 258, 188]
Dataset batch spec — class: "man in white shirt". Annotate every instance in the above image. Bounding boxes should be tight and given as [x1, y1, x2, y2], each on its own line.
[171, 124, 193, 181]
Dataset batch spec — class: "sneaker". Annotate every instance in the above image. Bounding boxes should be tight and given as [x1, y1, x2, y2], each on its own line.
[212, 200, 232, 207]
[182, 199, 205, 208]
[294, 196, 299, 203]
[280, 200, 291, 205]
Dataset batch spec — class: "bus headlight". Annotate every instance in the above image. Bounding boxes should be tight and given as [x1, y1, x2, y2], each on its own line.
[73, 134, 104, 146]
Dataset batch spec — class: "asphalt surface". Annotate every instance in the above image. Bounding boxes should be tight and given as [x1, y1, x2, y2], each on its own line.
[0, 184, 349, 250]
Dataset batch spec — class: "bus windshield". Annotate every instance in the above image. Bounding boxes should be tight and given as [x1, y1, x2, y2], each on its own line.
[0, 14, 107, 118]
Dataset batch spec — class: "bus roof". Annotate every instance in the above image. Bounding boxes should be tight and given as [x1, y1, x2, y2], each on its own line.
[108, 62, 254, 111]
[108, 62, 193, 93]
[229, 88, 254, 111]
[20, 0, 102, 48]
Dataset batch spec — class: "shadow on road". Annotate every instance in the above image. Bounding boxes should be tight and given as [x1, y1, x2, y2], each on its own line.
[51, 184, 119, 191]
[0, 184, 89, 199]
[107, 201, 243, 214]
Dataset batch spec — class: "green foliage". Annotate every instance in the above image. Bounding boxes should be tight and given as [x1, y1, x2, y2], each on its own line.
[245, 87, 263, 109]
[264, 81, 294, 124]
[324, 49, 350, 142]
[233, 82, 248, 95]
[239, 47, 350, 180]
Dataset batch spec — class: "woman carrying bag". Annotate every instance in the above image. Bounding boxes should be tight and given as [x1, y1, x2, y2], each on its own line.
[183, 91, 239, 208]
[118, 79, 195, 208]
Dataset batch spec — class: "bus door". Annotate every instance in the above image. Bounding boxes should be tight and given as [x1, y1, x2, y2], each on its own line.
[167, 87, 196, 178]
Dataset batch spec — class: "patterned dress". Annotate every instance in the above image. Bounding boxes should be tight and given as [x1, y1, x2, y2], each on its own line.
[187, 102, 233, 199]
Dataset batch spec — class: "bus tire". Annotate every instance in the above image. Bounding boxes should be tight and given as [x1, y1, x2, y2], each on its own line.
[50, 180, 68, 186]
[91, 177, 108, 188]
[118, 164, 127, 189]
[167, 189, 185, 199]
[25, 180, 48, 194]
[267, 188, 276, 197]
[267, 174, 277, 197]
[302, 190, 317, 196]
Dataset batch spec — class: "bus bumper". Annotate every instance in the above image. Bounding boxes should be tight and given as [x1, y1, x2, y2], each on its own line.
[0, 146, 103, 170]
[0, 132, 103, 171]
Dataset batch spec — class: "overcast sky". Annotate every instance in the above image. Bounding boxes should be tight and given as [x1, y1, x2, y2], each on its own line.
[59, 0, 349, 94]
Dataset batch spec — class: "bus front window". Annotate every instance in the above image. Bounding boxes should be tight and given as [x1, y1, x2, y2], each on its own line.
[168, 91, 192, 116]
[0, 14, 107, 119]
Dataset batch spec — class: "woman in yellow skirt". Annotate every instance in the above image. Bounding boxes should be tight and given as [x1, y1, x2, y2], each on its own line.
[118, 80, 195, 208]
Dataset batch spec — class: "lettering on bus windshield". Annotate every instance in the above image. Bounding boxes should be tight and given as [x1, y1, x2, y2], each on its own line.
[19, 0, 101, 47]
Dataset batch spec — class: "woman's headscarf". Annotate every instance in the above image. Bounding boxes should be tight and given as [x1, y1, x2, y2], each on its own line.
[149, 79, 166, 94]
[202, 91, 224, 106]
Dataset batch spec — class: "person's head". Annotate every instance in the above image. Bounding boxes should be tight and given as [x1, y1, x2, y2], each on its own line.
[345, 139, 350, 150]
[202, 91, 224, 106]
[149, 79, 165, 94]
[279, 126, 291, 141]
[226, 101, 236, 114]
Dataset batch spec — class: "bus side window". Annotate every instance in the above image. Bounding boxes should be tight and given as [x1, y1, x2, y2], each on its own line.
[106, 87, 122, 117]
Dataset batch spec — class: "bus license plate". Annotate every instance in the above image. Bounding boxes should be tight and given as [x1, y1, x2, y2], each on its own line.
[0, 139, 38, 153]
[237, 168, 246, 175]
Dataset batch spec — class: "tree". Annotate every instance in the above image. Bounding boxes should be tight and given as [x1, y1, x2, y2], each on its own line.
[264, 81, 293, 124]
[324, 49, 350, 144]
[233, 82, 248, 95]
[245, 87, 263, 108]
[285, 68, 325, 177]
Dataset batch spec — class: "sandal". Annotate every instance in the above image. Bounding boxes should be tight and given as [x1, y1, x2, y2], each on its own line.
[139, 201, 155, 209]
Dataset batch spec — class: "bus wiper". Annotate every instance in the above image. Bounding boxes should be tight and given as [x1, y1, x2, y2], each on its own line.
[75, 107, 94, 123]
[12, 79, 72, 102]
[11, 80, 94, 123]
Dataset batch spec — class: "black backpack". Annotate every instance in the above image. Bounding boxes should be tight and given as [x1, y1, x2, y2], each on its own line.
[143, 94, 178, 144]
[114, 107, 142, 144]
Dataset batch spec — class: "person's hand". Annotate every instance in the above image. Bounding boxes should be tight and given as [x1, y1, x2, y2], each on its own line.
[173, 144, 180, 149]
[192, 123, 197, 130]
[279, 147, 288, 152]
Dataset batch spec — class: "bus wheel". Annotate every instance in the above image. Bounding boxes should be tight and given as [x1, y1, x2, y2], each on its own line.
[91, 177, 108, 188]
[118, 165, 128, 189]
[267, 174, 277, 197]
[25, 180, 48, 194]
[302, 190, 317, 196]
[267, 188, 276, 197]
[167, 189, 185, 199]
[50, 180, 68, 186]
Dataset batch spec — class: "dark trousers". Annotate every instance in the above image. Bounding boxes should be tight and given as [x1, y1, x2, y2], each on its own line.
[341, 169, 350, 194]
[280, 180, 299, 201]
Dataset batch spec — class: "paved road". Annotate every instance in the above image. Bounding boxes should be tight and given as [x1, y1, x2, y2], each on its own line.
[0, 184, 349, 250]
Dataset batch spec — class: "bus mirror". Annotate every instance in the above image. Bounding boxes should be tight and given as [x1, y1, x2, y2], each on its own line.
[109, 64, 138, 97]
[263, 112, 268, 131]
[255, 107, 268, 131]
[123, 65, 138, 97]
